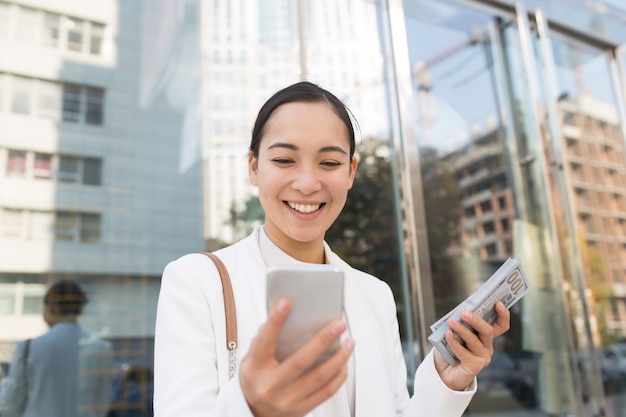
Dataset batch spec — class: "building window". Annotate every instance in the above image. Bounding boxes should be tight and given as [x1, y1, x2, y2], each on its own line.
[62, 83, 81, 122]
[11, 76, 32, 114]
[1, 208, 23, 237]
[0, 289, 15, 315]
[83, 158, 102, 185]
[33, 153, 53, 179]
[67, 17, 84, 52]
[90, 22, 105, 54]
[55, 211, 77, 241]
[55, 211, 101, 242]
[16, 6, 37, 44]
[81, 213, 101, 242]
[6, 75, 105, 124]
[0, 1, 9, 39]
[37, 79, 61, 120]
[6, 150, 27, 177]
[85, 87, 104, 125]
[43, 12, 61, 47]
[29, 210, 54, 239]
[4, 149, 103, 185]
[59, 155, 80, 182]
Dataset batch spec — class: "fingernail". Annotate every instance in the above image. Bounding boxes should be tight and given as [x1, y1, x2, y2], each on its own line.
[331, 322, 345, 335]
[462, 311, 472, 320]
[276, 299, 289, 313]
[343, 337, 355, 350]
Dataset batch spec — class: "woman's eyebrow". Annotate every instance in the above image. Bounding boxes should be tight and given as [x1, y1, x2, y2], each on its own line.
[267, 142, 298, 151]
[319, 146, 348, 155]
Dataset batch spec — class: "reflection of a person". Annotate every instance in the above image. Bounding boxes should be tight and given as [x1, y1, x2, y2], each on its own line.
[108, 365, 154, 417]
[0, 280, 114, 417]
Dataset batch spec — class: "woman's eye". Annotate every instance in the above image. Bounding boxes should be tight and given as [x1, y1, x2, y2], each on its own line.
[272, 158, 293, 164]
[321, 161, 341, 168]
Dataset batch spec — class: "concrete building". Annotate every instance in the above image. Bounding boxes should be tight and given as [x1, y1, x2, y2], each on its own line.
[0, 0, 204, 366]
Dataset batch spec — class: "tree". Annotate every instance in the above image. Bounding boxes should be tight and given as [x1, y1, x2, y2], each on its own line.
[326, 137, 401, 292]
[419, 146, 463, 316]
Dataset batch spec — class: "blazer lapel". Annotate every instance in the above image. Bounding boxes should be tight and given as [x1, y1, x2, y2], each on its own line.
[344, 272, 394, 416]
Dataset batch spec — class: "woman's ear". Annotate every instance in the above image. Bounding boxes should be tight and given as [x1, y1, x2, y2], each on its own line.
[248, 153, 259, 186]
[347, 156, 358, 189]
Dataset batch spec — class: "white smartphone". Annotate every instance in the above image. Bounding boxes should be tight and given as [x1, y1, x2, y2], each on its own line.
[266, 264, 345, 366]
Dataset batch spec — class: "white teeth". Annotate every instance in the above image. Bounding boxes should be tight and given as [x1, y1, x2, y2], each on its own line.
[288, 202, 322, 214]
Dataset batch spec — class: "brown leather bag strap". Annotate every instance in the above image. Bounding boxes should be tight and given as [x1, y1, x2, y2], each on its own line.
[200, 252, 238, 379]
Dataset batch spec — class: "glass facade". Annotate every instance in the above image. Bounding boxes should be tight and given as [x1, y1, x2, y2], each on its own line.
[0, 0, 626, 416]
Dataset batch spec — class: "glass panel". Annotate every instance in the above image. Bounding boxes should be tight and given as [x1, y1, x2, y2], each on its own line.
[402, 1, 576, 414]
[33, 152, 52, 179]
[80, 213, 101, 242]
[83, 157, 102, 185]
[11, 75, 32, 114]
[37, 79, 61, 120]
[55, 211, 76, 241]
[90, 22, 105, 54]
[0, 285, 15, 315]
[43, 12, 60, 47]
[62, 83, 81, 122]
[6, 149, 26, 177]
[58, 155, 79, 182]
[85, 87, 104, 125]
[22, 295, 42, 315]
[29, 210, 54, 240]
[0, 1, 9, 39]
[16, 6, 37, 44]
[1, 208, 23, 237]
[67, 17, 84, 52]
[531, 22, 626, 416]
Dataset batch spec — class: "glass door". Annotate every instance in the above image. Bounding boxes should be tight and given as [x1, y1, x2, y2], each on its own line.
[522, 6, 626, 416]
[399, 0, 626, 415]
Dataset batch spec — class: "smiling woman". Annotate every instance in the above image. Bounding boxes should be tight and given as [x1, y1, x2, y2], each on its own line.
[153, 81, 511, 417]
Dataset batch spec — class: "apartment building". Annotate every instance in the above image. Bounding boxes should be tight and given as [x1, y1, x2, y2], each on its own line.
[0, 0, 204, 365]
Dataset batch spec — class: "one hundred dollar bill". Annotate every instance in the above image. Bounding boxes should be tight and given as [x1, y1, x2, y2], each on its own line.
[427, 258, 531, 365]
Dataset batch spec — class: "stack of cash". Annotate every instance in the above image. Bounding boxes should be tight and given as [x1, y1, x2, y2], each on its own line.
[428, 258, 531, 365]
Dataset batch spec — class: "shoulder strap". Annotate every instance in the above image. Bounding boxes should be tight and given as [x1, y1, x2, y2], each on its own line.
[199, 252, 238, 379]
[23, 339, 31, 365]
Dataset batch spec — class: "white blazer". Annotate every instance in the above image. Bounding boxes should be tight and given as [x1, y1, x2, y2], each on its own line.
[153, 227, 475, 417]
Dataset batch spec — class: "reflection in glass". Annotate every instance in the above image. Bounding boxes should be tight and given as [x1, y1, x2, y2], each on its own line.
[535, 27, 626, 416]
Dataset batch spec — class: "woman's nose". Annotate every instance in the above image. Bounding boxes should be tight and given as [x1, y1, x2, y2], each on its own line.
[291, 165, 322, 194]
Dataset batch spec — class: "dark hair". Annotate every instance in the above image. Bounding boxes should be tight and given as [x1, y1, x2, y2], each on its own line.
[249, 81, 356, 159]
[44, 280, 88, 316]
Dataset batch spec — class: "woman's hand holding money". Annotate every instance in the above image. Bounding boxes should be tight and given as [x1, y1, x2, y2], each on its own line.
[433, 301, 510, 391]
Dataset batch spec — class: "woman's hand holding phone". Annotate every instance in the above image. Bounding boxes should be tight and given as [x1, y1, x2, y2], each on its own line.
[239, 298, 355, 417]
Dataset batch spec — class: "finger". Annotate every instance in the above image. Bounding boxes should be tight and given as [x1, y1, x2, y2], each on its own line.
[248, 298, 292, 361]
[280, 320, 347, 376]
[445, 327, 489, 370]
[492, 302, 511, 337]
[449, 314, 492, 352]
[285, 337, 354, 409]
[298, 361, 349, 412]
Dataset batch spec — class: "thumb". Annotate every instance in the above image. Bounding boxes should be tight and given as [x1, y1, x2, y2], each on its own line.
[248, 298, 292, 360]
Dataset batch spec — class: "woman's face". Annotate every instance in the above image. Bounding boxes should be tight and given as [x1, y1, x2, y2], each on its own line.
[249, 101, 357, 260]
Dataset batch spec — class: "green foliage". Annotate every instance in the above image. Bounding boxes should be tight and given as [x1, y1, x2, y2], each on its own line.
[229, 196, 264, 239]
[326, 137, 401, 291]
[419, 146, 463, 316]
